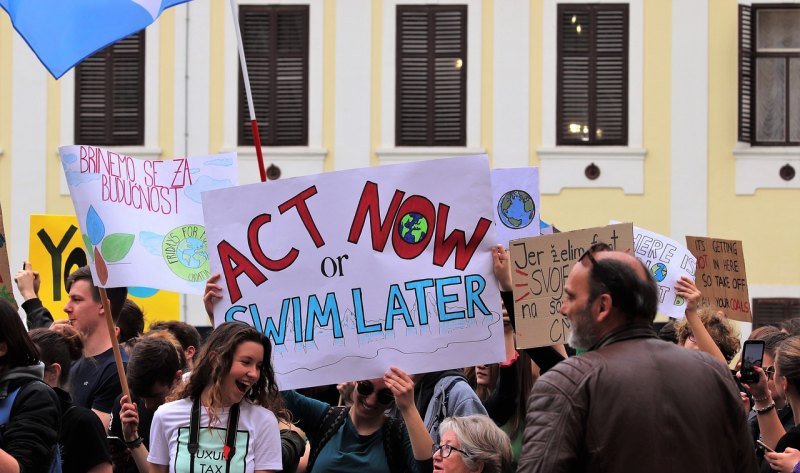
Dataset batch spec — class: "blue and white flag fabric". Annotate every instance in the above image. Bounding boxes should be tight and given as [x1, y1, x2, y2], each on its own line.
[0, 0, 190, 79]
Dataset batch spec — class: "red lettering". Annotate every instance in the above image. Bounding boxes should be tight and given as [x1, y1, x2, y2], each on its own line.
[432, 204, 492, 270]
[391, 195, 435, 260]
[217, 240, 267, 303]
[347, 181, 405, 251]
[278, 186, 325, 248]
[248, 214, 299, 271]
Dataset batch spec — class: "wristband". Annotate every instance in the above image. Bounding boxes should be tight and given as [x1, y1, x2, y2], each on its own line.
[755, 402, 776, 415]
[125, 436, 144, 449]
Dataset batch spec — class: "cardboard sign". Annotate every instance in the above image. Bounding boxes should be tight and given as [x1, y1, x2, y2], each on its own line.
[490, 168, 540, 246]
[0, 201, 16, 308]
[686, 236, 751, 322]
[203, 155, 505, 389]
[59, 145, 237, 294]
[509, 223, 634, 349]
[630, 225, 696, 319]
[29, 214, 180, 324]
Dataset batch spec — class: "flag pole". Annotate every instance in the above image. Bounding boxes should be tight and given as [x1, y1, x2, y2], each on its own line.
[229, 0, 267, 183]
[99, 288, 130, 400]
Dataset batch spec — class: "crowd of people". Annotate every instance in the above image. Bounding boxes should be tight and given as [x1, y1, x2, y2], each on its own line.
[1, 243, 799, 472]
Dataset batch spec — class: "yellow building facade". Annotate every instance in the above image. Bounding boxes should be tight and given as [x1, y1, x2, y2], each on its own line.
[0, 0, 797, 325]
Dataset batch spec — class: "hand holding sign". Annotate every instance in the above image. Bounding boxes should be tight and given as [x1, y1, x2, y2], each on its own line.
[14, 261, 40, 302]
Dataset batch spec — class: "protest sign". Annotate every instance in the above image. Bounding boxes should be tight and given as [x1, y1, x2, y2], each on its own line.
[509, 223, 634, 349]
[629, 225, 696, 319]
[203, 155, 505, 389]
[490, 168, 540, 246]
[28, 214, 180, 323]
[59, 145, 237, 294]
[0, 202, 15, 308]
[686, 236, 751, 322]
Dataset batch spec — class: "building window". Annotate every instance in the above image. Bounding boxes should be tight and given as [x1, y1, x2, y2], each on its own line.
[739, 5, 800, 146]
[556, 4, 628, 146]
[753, 297, 800, 328]
[75, 32, 145, 146]
[239, 5, 309, 147]
[396, 5, 467, 147]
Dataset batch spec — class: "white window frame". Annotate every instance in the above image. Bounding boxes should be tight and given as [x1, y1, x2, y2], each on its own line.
[539, 0, 645, 195]
[735, 0, 800, 194]
[223, 0, 326, 181]
[376, 0, 485, 163]
[59, 24, 161, 195]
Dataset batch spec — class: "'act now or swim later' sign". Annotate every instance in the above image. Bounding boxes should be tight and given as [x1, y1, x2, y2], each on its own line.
[202, 155, 506, 390]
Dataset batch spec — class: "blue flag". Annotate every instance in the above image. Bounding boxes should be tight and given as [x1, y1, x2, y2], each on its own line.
[0, 0, 190, 79]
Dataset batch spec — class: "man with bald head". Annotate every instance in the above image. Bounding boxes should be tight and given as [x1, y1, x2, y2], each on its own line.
[517, 244, 757, 472]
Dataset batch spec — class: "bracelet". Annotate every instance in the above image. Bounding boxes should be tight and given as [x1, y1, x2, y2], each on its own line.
[752, 394, 771, 403]
[125, 436, 144, 449]
[755, 402, 776, 415]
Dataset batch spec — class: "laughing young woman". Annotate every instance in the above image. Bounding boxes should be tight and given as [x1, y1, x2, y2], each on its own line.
[147, 322, 284, 473]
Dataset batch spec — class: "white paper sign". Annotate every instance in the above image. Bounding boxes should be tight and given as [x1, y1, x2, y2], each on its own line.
[490, 168, 541, 246]
[203, 155, 505, 389]
[629, 224, 697, 318]
[59, 145, 237, 294]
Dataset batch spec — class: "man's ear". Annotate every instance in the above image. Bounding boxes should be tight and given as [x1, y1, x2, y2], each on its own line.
[594, 294, 613, 323]
[45, 363, 62, 387]
[185, 346, 196, 362]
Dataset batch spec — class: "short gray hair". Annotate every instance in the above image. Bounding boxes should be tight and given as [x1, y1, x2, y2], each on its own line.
[439, 415, 512, 473]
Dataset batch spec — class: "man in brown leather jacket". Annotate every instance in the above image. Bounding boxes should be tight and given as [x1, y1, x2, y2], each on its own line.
[517, 247, 758, 473]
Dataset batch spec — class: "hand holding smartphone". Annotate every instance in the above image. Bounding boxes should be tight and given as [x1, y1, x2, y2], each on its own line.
[741, 340, 766, 384]
[757, 439, 775, 453]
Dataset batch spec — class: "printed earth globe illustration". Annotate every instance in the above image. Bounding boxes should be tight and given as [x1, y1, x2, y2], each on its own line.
[497, 190, 535, 229]
[176, 237, 208, 269]
[398, 212, 429, 244]
[651, 262, 668, 282]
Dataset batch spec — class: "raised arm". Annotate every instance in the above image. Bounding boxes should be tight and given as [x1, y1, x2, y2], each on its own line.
[203, 273, 224, 325]
[385, 367, 433, 462]
[675, 276, 727, 364]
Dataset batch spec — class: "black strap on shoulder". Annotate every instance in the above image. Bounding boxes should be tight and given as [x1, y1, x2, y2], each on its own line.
[307, 406, 349, 472]
[382, 415, 408, 473]
[189, 398, 201, 473]
[189, 399, 240, 473]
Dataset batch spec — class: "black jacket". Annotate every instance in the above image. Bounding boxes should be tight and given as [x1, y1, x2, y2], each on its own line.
[0, 364, 61, 472]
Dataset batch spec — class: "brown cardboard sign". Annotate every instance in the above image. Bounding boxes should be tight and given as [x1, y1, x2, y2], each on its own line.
[0, 201, 16, 309]
[685, 236, 751, 322]
[509, 223, 634, 348]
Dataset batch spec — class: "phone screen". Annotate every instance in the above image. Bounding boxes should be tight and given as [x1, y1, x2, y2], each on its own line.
[741, 341, 765, 383]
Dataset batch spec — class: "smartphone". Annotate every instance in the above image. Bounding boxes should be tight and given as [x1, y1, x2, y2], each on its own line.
[756, 439, 775, 453]
[107, 436, 127, 454]
[741, 340, 766, 384]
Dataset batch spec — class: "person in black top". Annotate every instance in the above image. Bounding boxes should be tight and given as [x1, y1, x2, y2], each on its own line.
[30, 327, 112, 473]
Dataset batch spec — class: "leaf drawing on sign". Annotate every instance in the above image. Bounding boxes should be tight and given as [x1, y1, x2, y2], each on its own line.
[101, 234, 135, 262]
[82, 234, 94, 262]
[86, 206, 105, 245]
[0, 285, 14, 304]
[95, 247, 108, 284]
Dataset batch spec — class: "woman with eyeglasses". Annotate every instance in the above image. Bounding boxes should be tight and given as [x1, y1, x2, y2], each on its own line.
[433, 415, 512, 473]
[283, 366, 433, 473]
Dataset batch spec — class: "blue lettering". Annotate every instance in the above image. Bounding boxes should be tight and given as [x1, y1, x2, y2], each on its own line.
[292, 297, 303, 343]
[353, 288, 381, 334]
[464, 274, 490, 319]
[305, 293, 344, 341]
[385, 284, 414, 331]
[436, 276, 465, 321]
[404, 278, 434, 325]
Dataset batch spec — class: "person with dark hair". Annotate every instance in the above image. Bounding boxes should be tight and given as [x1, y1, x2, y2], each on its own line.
[149, 320, 202, 371]
[657, 319, 679, 343]
[117, 299, 145, 345]
[63, 265, 129, 428]
[517, 245, 757, 473]
[147, 322, 285, 472]
[30, 327, 112, 473]
[781, 318, 800, 336]
[0, 299, 61, 472]
[110, 333, 183, 473]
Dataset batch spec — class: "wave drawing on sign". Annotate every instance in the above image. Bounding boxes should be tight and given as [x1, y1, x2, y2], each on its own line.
[82, 206, 135, 285]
